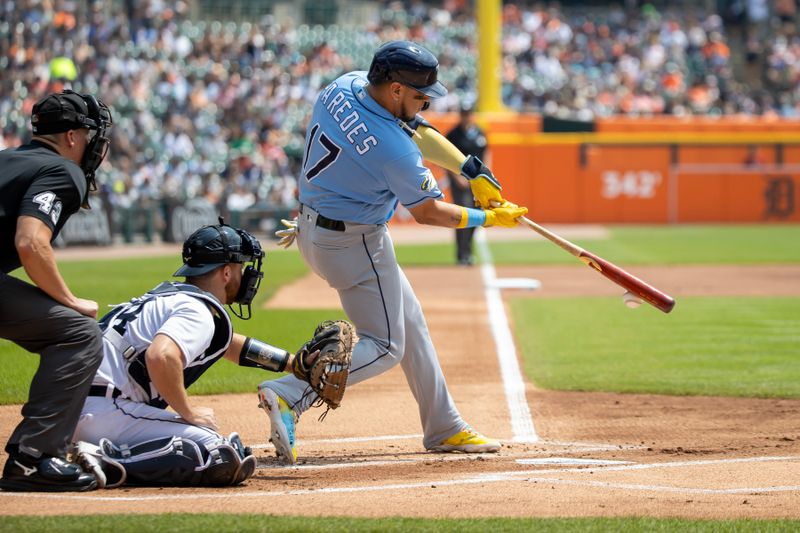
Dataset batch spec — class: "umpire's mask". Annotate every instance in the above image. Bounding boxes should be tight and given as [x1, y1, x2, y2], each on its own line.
[31, 89, 113, 208]
[174, 218, 264, 320]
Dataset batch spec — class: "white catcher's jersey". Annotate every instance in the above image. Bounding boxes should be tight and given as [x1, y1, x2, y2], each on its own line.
[93, 286, 228, 404]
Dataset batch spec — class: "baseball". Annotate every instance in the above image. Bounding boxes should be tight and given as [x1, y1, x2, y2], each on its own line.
[623, 291, 643, 309]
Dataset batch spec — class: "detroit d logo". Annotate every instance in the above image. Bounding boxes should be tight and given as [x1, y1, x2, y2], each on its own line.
[763, 176, 795, 219]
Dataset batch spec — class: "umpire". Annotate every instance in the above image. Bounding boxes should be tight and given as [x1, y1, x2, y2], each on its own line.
[446, 105, 489, 266]
[0, 90, 113, 492]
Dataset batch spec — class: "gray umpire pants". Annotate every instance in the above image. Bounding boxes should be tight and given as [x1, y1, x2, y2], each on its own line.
[0, 273, 103, 459]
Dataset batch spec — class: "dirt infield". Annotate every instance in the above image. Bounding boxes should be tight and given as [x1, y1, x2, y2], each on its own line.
[2, 245, 799, 518]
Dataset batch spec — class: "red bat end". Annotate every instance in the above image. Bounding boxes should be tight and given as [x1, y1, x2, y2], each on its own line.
[579, 252, 676, 313]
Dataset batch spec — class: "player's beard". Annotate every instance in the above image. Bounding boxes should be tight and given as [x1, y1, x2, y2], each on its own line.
[399, 108, 416, 122]
[224, 269, 242, 304]
[393, 97, 418, 122]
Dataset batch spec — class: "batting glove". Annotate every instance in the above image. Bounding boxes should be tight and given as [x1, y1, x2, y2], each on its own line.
[483, 203, 528, 228]
[275, 217, 298, 248]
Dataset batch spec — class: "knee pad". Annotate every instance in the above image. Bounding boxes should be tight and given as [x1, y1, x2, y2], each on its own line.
[99, 434, 256, 487]
[199, 433, 256, 486]
[100, 436, 204, 486]
[228, 432, 253, 460]
[200, 441, 255, 486]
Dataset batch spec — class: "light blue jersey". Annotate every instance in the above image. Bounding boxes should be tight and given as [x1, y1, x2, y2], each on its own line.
[298, 71, 443, 224]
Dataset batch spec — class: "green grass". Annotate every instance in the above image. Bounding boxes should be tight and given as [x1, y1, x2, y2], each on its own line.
[0, 515, 798, 533]
[491, 224, 800, 265]
[513, 296, 800, 398]
[395, 241, 457, 265]
[396, 225, 800, 266]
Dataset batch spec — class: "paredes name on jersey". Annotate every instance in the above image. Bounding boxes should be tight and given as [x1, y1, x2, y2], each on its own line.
[320, 82, 377, 155]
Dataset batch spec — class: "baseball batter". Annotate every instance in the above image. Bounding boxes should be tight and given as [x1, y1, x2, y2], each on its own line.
[260, 41, 527, 464]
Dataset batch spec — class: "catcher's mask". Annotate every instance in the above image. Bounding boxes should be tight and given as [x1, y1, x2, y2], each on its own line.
[173, 218, 264, 320]
[31, 89, 113, 208]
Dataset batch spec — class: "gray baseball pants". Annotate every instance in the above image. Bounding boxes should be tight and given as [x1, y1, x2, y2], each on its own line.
[0, 273, 103, 458]
[265, 205, 467, 449]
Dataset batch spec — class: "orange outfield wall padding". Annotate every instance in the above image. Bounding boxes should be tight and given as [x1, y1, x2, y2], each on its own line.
[420, 113, 800, 224]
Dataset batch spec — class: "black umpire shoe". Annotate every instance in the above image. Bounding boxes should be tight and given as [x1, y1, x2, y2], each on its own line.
[0, 454, 97, 492]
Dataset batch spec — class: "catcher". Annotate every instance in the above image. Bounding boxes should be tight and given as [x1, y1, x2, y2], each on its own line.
[69, 220, 353, 488]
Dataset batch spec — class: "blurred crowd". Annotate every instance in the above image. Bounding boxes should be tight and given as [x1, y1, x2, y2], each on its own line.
[1, 0, 798, 222]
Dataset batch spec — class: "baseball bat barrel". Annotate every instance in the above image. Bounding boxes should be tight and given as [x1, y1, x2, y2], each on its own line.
[518, 216, 676, 313]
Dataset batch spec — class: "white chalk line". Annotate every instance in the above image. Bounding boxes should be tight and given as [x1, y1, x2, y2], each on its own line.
[517, 477, 800, 495]
[250, 433, 424, 447]
[517, 458, 634, 465]
[4, 455, 796, 502]
[476, 228, 538, 443]
[250, 435, 625, 450]
[255, 445, 643, 471]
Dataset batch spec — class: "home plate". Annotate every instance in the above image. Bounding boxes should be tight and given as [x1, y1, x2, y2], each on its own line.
[516, 458, 634, 465]
[490, 278, 542, 290]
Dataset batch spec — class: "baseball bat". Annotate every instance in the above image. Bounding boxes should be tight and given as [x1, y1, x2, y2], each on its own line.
[407, 121, 675, 312]
[517, 216, 676, 313]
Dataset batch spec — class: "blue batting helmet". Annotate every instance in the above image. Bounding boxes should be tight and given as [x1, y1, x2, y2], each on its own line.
[367, 40, 448, 98]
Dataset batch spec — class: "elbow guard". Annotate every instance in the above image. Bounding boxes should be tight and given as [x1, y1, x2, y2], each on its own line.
[460, 155, 501, 190]
[239, 337, 290, 372]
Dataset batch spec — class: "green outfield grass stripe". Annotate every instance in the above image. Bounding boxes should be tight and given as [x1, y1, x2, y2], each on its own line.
[0, 514, 797, 533]
[394, 225, 800, 266]
[512, 296, 800, 398]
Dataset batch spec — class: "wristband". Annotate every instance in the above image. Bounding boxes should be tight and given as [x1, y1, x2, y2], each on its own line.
[239, 337, 290, 372]
[456, 206, 487, 229]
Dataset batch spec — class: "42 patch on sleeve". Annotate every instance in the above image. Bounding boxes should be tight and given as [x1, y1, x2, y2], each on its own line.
[32, 191, 63, 224]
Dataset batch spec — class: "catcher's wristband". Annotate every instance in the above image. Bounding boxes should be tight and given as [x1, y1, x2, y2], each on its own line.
[457, 206, 487, 229]
[239, 337, 290, 372]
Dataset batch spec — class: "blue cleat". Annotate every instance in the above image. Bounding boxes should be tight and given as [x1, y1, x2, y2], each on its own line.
[258, 386, 297, 464]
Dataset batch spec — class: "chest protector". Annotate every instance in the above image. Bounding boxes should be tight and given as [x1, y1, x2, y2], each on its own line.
[98, 281, 232, 408]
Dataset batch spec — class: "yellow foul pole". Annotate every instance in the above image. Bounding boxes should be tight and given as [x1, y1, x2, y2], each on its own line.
[476, 0, 505, 112]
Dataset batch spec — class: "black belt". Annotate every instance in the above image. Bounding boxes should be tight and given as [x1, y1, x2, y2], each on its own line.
[301, 204, 345, 232]
[88, 385, 123, 399]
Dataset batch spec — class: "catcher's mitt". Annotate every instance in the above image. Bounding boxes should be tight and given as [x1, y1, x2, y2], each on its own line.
[292, 320, 355, 410]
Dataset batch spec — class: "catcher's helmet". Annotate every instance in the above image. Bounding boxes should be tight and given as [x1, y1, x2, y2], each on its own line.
[367, 40, 447, 98]
[174, 219, 264, 319]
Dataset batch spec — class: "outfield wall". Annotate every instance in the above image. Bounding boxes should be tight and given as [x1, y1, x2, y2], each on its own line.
[426, 114, 800, 223]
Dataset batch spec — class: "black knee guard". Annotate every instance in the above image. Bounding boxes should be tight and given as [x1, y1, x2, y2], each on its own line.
[100, 434, 255, 487]
[200, 443, 251, 486]
[100, 436, 204, 486]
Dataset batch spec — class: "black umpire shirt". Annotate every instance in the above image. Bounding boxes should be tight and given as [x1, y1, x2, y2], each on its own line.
[445, 123, 488, 191]
[0, 141, 86, 273]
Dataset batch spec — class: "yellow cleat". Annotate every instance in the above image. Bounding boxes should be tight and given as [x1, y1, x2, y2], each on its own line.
[429, 427, 501, 453]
